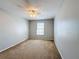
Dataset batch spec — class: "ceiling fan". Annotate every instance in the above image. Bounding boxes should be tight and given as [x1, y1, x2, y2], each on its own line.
[23, 0, 40, 17]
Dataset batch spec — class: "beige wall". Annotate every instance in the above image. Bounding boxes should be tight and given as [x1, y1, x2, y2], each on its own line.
[0, 10, 29, 52]
[29, 20, 54, 40]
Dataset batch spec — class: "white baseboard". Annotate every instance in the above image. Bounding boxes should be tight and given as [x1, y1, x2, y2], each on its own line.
[0, 38, 28, 53]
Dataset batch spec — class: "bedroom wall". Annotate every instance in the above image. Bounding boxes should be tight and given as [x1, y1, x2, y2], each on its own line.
[0, 10, 29, 52]
[54, 0, 79, 59]
[29, 19, 54, 40]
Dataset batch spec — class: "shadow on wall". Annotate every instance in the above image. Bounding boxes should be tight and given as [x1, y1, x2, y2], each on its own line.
[29, 19, 54, 40]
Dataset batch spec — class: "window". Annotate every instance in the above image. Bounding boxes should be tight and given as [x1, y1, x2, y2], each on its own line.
[36, 22, 44, 35]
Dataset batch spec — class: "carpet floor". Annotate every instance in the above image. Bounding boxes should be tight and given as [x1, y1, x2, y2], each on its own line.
[0, 40, 61, 59]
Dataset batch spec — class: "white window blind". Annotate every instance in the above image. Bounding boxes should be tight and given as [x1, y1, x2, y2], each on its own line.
[36, 22, 44, 35]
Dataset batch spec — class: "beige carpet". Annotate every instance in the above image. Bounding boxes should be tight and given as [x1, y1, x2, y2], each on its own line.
[0, 40, 61, 59]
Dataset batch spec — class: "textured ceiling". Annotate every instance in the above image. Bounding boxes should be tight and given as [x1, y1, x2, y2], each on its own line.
[0, 0, 63, 20]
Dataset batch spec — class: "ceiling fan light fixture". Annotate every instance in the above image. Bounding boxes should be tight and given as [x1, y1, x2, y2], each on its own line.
[26, 7, 39, 17]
